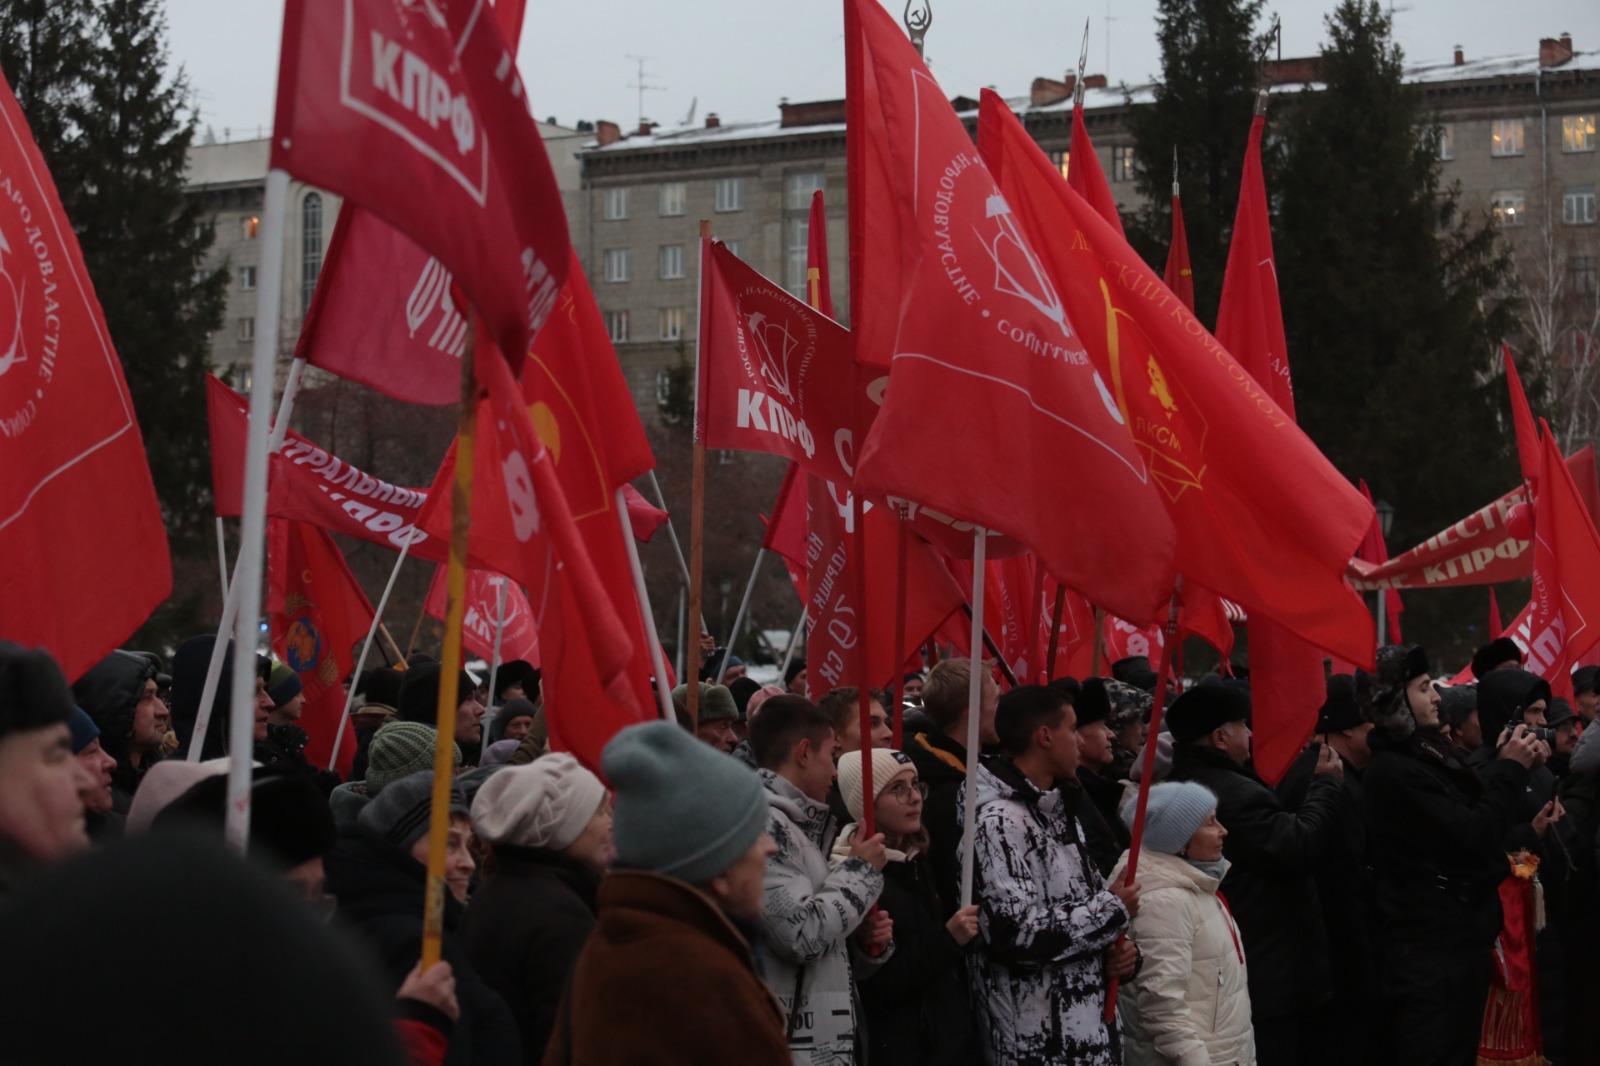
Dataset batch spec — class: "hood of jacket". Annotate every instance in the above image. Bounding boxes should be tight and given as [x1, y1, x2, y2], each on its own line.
[973, 753, 1068, 815]
[328, 829, 465, 931]
[1477, 668, 1552, 744]
[70, 651, 156, 763]
[1109, 848, 1229, 896]
[759, 767, 834, 845]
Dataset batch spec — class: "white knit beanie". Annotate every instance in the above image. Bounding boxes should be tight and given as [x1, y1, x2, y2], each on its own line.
[836, 748, 915, 823]
[470, 753, 607, 851]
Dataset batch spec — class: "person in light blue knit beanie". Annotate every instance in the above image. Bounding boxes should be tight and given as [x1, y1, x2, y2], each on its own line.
[1120, 780, 1219, 856]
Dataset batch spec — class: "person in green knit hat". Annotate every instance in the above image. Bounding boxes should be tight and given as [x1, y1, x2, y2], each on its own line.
[671, 681, 740, 754]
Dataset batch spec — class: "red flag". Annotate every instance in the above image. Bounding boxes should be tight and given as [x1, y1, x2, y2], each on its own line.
[807, 190, 834, 318]
[422, 565, 539, 666]
[1504, 344, 1541, 486]
[844, 0, 1176, 623]
[762, 462, 810, 604]
[1489, 587, 1504, 640]
[621, 484, 668, 543]
[0, 73, 170, 681]
[1040, 583, 1099, 680]
[976, 92, 1370, 665]
[1356, 480, 1403, 642]
[1523, 423, 1600, 699]
[267, 518, 372, 777]
[1164, 190, 1195, 313]
[1067, 103, 1123, 235]
[271, 0, 569, 365]
[1103, 614, 1171, 674]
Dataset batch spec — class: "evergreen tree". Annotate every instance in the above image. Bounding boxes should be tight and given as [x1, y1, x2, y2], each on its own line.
[1126, 0, 1271, 323]
[1273, 0, 1518, 656]
[0, 0, 94, 165]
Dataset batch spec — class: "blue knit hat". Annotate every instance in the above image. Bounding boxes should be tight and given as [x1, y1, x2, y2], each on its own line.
[68, 708, 101, 754]
[603, 720, 768, 886]
[1121, 781, 1218, 856]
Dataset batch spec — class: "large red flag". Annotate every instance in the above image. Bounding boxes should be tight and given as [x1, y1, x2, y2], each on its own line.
[1523, 422, 1600, 699]
[1067, 103, 1123, 235]
[1163, 188, 1195, 313]
[0, 73, 170, 681]
[976, 92, 1370, 671]
[1357, 479, 1403, 641]
[844, 0, 1175, 623]
[1504, 344, 1541, 485]
[266, 518, 372, 777]
[422, 564, 539, 667]
[762, 461, 809, 602]
[271, 0, 568, 366]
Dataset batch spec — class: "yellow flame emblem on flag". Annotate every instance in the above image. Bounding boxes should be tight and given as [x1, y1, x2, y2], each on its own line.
[529, 401, 562, 465]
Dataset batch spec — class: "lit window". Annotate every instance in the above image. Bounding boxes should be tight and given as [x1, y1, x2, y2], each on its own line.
[659, 182, 686, 216]
[785, 217, 809, 298]
[1565, 185, 1597, 225]
[1573, 256, 1596, 295]
[603, 248, 631, 283]
[1050, 149, 1070, 179]
[1112, 145, 1136, 182]
[602, 187, 629, 220]
[659, 244, 685, 279]
[241, 215, 260, 240]
[300, 192, 323, 317]
[785, 171, 825, 211]
[1437, 123, 1454, 160]
[237, 316, 255, 342]
[714, 177, 744, 213]
[660, 307, 685, 341]
[1563, 114, 1597, 153]
[238, 265, 256, 291]
[605, 310, 629, 343]
[1491, 189, 1527, 226]
[1491, 118, 1526, 157]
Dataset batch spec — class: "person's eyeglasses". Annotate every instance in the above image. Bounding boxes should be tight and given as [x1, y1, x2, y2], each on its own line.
[883, 781, 928, 802]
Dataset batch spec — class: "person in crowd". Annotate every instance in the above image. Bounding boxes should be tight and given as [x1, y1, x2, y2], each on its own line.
[750, 694, 891, 1063]
[1362, 643, 1545, 1066]
[833, 747, 980, 1066]
[1438, 684, 1482, 761]
[484, 697, 537, 749]
[785, 657, 808, 696]
[400, 662, 485, 766]
[902, 671, 926, 705]
[1102, 678, 1152, 781]
[547, 720, 790, 1064]
[71, 648, 166, 811]
[67, 707, 121, 840]
[705, 650, 748, 683]
[168, 634, 273, 759]
[729, 675, 762, 731]
[671, 681, 740, 753]
[265, 662, 305, 727]
[329, 769, 520, 1065]
[734, 684, 787, 768]
[817, 685, 894, 823]
[907, 657, 999, 914]
[1474, 667, 1560, 851]
[331, 720, 462, 831]
[968, 683, 1139, 1066]
[1110, 782, 1253, 1066]
[257, 660, 323, 773]
[1073, 677, 1132, 876]
[1167, 678, 1343, 1065]
[350, 666, 404, 782]
[1546, 697, 1580, 768]
[0, 642, 93, 889]
[492, 660, 538, 707]
[463, 755, 612, 1062]
[1572, 665, 1600, 724]
[1470, 636, 1524, 680]
[1112, 654, 1159, 694]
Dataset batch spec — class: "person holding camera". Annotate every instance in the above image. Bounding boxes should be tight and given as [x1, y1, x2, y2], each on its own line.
[1362, 644, 1548, 1066]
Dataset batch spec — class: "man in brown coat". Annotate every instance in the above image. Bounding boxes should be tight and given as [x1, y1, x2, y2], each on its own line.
[544, 720, 788, 1065]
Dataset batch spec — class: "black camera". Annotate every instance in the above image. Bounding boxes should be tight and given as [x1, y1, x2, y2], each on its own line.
[1526, 725, 1556, 745]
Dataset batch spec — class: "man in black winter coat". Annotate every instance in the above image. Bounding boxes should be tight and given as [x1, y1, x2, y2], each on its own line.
[71, 650, 165, 812]
[1362, 644, 1545, 1066]
[1073, 678, 1131, 877]
[1167, 679, 1344, 1066]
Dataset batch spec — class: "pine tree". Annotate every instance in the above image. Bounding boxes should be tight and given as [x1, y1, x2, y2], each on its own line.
[1273, 0, 1518, 656]
[0, 0, 94, 165]
[1125, 0, 1271, 323]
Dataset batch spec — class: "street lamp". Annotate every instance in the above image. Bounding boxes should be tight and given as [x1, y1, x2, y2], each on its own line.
[1375, 499, 1396, 539]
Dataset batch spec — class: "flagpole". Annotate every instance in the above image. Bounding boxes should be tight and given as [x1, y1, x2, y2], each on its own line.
[215, 517, 230, 601]
[715, 548, 765, 685]
[487, 578, 508, 708]
[1090, 606, 1106, 676]
[958, 528, 988, 909]
[686, 220, 711, 723]
[890, 507, 910, 747]
[422, 302, 477, 971]
[1045, 584, 1067, 682]
[405, 600, 428, 659]
[675, 588, 687, 680]
[617, 485, 678, 721]
[852, 491, 875, 837]
[780, 605, 806, 679]
[223, 168, 292, 851]
[1026, 561, 1045, 684]
[327, 533, 414, 771]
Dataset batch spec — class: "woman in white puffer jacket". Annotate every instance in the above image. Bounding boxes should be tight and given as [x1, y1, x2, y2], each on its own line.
[1109, 782, 1255, 1066]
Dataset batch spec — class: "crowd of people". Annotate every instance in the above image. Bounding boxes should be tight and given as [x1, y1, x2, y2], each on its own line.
[1, 629, 1595, 1066]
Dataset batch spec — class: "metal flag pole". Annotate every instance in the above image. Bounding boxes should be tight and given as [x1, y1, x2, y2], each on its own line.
[215, 517, 230, 601]
[644, 469, 695, 592]
[903, 0, 932, 56]
[779, 605, 806, 679]
[715, 548, 766, 684]
[958, 528, 988, 909]
[479, 576, 508, 743]
[617, 485, 679, 721]
[326, 533, 415, 771]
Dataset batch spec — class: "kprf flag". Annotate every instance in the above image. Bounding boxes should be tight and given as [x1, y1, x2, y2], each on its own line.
[1067, 102, 1123, 235]
[266, 518, 372, 777]
[844, 0, 1176, 624]
[1489, 587, 1504, 639]
[423, 564, 539, 667]
[0, 71, 170, 681]
[1522, 423, 1600, 699]
[976, 92, 1367, 667]
[271, 0, 568, 366]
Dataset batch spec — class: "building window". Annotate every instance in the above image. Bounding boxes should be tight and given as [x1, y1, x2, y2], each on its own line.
[1573, 256, 1596, 296]
[785, 171, 825, 211]
[714, 177, 744, 213]
[300, 192, 323, 317]
[605, 310, 629, 343]
[660, 307, 685, 341]
[785, 217, 809, 297]
[1050, 150, 1070, 179]
[1564, 114, 1597, 153]
[241, 215, 260, 240]
[1565, 185, 1597, 225]
[603, 248, 631, 283]
[1491, 189, 1527, 226]
[602, 187, 629, 220]
[1437, 123, 1454, 160]
[1491, 118, 1526, 157]
[238, 265, 257, 291]
[658, 182, 686, 216]
[1111, 145, 1135, 182]
[237, 316, 255, 342]
[723, 239, 742, 259]
[659, 243, 685, 279]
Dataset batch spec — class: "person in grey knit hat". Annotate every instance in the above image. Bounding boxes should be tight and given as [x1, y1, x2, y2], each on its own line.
[672, 682, 740, 754]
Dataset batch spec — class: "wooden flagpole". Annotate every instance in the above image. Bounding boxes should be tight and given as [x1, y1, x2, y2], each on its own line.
[958, 528, 988, 908]
[686, 220, 712, 726]
[852, 490, 875, 837]
[890, 506, 910, 747]
[1045, 584, 1067, 682]
[1090, 606, 1107, 676]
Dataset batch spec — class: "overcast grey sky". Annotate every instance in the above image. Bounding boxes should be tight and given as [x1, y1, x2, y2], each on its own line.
[167, 1, 1600, 139]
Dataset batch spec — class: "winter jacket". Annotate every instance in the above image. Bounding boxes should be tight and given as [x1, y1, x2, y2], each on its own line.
[758, 769, 889, 1066]
[966, 757, 1130, 1066]
[1167, 744, 1340, 1022]
[906, 728, 971, 915]
[1109, 851, 1254, 1066]
[542, 871, 790, 1066]
[71, 650, 159, 809]
[326, 832, 521, 1066]
[462, 846, 599, 1063]
[1075, 768, 1131, 878]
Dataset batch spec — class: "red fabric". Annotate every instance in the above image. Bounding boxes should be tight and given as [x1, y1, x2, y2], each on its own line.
[1163, 193, 1195, 313]
[940, 557, 1031, 676]
[1490, 587, 1504, 639]
[1356, 479, 1403, 641]
[807, 190, 834, 318]
[422, 564, 539, 667]
[1067, 104, 1124, 236]
[1504, 344, 1541, 487]
[1523, 424, 1600, 699]
[976, 93, 1369, 668]
[266, 519, 370, 777]
[1041, 584, 1099, 681]
[1478, 875, 1541, 1060]
[844, 3, 1176, 624]
[696, 239, 862, 483]
[394, 1018, 448, 1066]
[762, 462, 808, 567]
[0, 72, 170, 682]
[271, 0, 569, 366]
[621, 483, 668, 542]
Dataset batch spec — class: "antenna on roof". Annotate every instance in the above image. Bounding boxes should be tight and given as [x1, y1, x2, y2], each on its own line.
[681, 96, 698, 127]
[625, 55, 665, 130]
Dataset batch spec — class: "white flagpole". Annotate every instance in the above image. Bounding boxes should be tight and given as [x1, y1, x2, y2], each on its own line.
[715, 548, 765, 684]
[618, 486, 678, 721]
[224, 167, 291, 852]
[215, 517, 230, 600]
[779, 605, 806, 678]
[959, 527, 989, 909]
[675, 588, 687, 680]
[481, 577, 508, 740]
[327, 533, 415, 771]
[644, 469, 694, 591]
